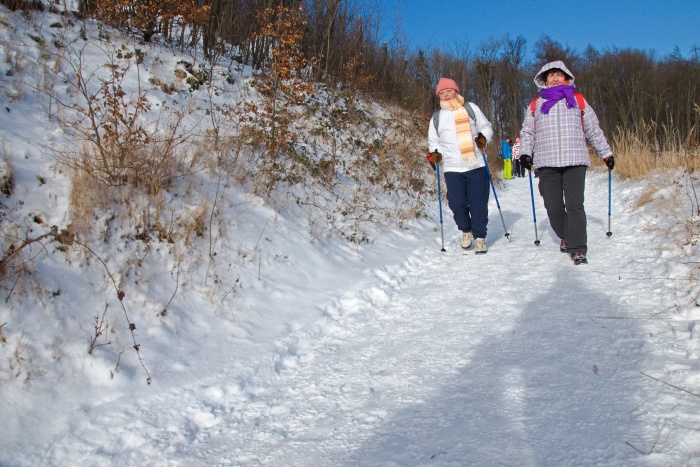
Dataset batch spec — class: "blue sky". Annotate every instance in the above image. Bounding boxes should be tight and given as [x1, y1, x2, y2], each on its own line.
[380, 0, 699, 60]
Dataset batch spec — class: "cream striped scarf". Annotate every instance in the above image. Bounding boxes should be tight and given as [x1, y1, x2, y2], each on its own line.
[440, 95, 476, 163]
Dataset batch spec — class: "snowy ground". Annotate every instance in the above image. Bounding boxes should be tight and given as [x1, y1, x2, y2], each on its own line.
[3, 170, 700, 466]
[1, 3, 699, 465]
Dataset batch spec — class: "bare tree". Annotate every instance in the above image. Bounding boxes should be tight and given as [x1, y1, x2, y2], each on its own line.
[472, 37, 503, 123]
[498, 35, 528, 138]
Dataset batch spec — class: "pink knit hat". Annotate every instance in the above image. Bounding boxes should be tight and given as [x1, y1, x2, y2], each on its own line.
[516, 137, 520, 142]
[435, 78, 459, 96]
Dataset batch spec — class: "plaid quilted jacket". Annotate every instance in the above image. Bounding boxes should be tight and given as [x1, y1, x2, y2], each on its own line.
[519, 61, 612, 170]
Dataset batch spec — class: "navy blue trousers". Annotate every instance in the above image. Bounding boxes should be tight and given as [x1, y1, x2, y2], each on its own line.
[443, 168, 490, 239]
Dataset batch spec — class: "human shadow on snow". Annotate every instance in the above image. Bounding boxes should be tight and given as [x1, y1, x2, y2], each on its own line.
[349, 270, 649, 466]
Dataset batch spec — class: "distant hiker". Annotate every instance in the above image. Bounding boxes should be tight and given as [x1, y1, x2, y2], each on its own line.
[512, 137, 523, 177]
[519, 60, 614, 265]
[428, 77, 494, 254]
[501, 137, 512, 180]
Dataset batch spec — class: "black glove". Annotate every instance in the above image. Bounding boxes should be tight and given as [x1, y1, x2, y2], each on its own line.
[520, 154, 532, 171]
[475, 133, 487, 150]
[604, 155, 614, 171]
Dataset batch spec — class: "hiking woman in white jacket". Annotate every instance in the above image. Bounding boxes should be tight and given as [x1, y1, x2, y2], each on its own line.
[519, 61, 614, 265]
[428, 78, 494, 254]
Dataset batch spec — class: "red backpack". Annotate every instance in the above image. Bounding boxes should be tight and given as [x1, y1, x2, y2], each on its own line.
[530, 93, 586, 131]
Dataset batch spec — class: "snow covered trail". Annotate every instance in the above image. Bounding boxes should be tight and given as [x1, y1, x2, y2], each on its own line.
[211, 171, 694, 466]
[198, 172, 687, 465]
[11, 172, 699, 466]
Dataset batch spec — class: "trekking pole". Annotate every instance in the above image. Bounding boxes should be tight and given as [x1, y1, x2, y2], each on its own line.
[481, 149, 510, 239]
[606, 169, 612, 237]
[436, 163, 446, 252]
[528, 169, 540, 245]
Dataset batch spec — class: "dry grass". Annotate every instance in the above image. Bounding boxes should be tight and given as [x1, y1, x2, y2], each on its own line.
[67, 163, 110, 240]
[181, 204, 209, 246]
[0, 153, 14, 196]
[642, 171, 700, 251]
[633, 184, 658, 210]
[605, 124, 700, 250]
[606, 120, 700, 180]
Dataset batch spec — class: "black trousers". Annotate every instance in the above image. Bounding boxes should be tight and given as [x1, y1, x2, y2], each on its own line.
[514, 159, 522, 177]
[537, 166, 587, 254]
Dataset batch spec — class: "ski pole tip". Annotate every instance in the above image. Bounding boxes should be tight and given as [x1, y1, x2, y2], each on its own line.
[534, 240, 540, 246]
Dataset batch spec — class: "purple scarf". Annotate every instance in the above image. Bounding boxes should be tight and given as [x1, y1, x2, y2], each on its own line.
[540, 84, 576, 115]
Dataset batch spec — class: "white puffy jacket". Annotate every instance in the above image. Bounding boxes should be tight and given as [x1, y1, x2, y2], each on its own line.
[428, 102, 494, 173]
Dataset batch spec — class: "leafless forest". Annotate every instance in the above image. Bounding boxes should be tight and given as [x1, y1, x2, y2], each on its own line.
[3, 0, 689, 147]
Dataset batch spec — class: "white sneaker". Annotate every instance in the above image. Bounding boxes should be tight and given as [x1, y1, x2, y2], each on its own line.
[461, 231, 473, 249]
[475, 238, 487, 254]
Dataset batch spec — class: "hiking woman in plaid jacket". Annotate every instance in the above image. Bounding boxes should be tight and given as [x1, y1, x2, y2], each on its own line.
[519, 61, 614, 265]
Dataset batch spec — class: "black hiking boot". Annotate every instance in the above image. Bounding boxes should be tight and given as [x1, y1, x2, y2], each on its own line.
[559, 238, 568, 253]
[571, 251, 588, 265]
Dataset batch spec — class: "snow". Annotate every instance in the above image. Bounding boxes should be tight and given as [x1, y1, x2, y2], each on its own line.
[1, 3, 700, 466]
